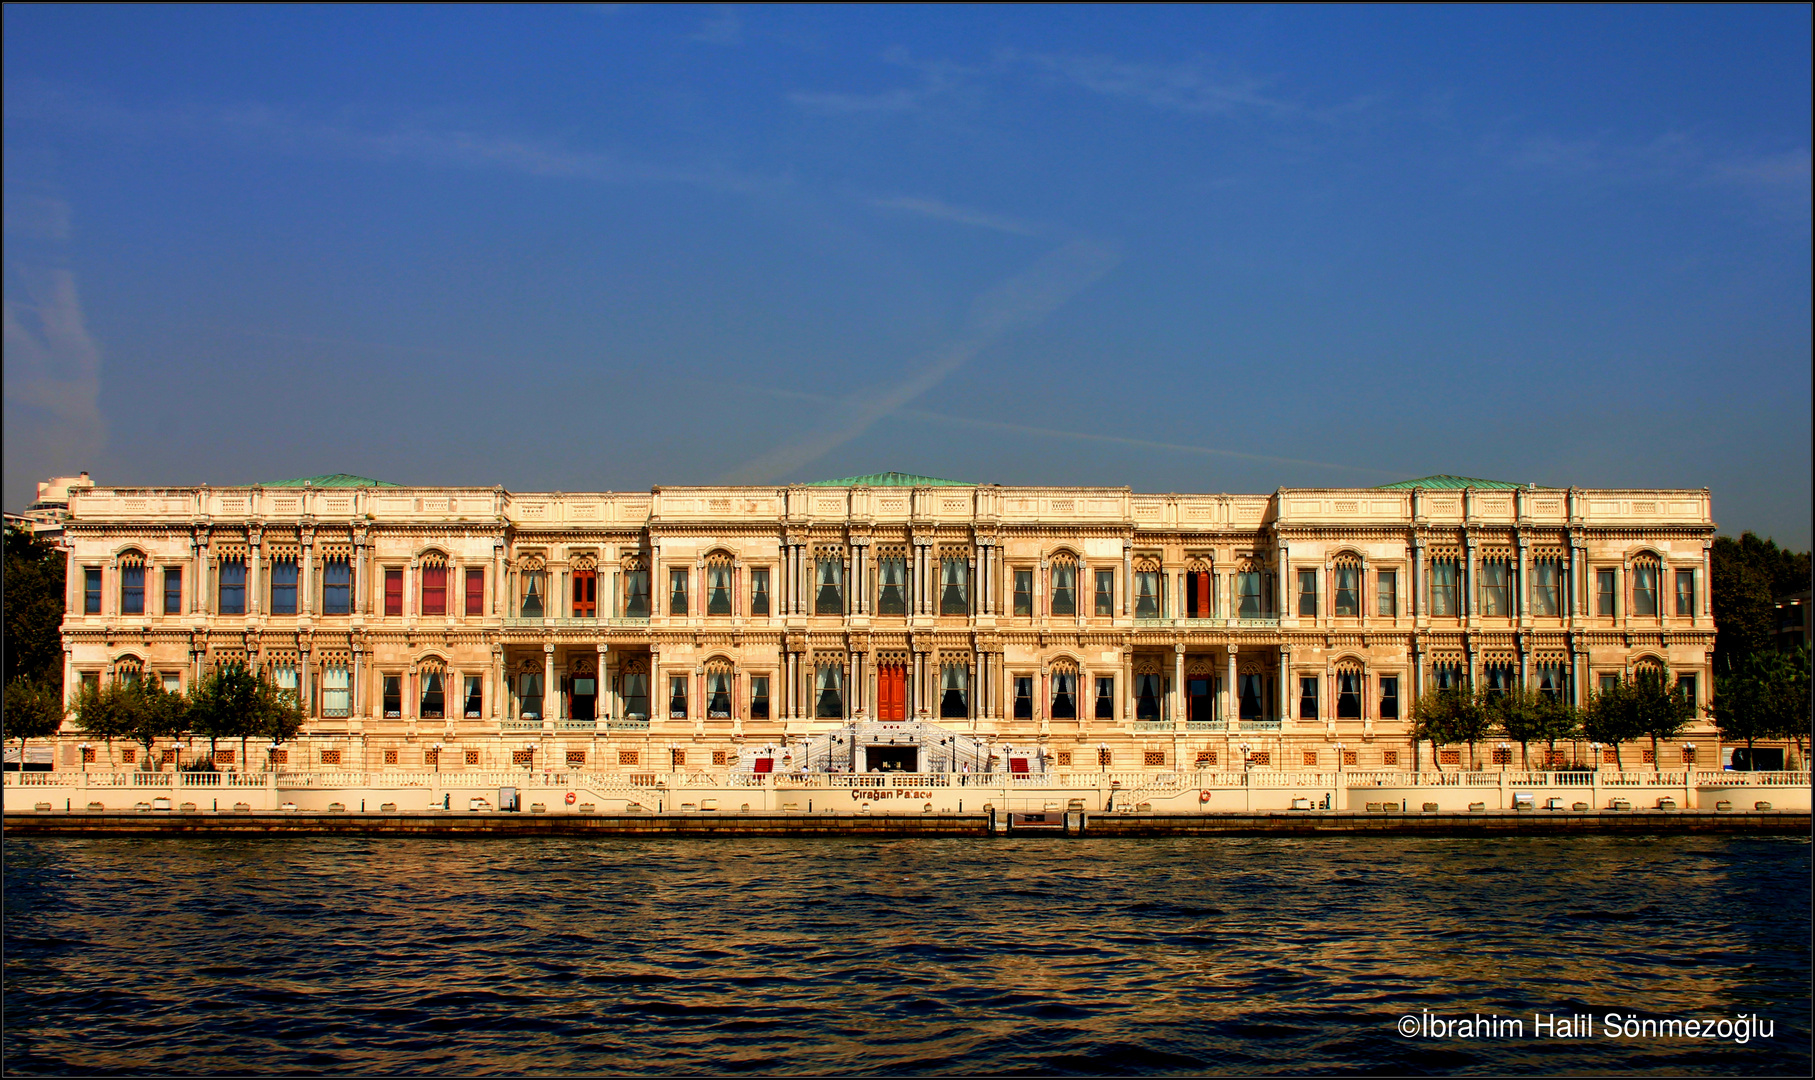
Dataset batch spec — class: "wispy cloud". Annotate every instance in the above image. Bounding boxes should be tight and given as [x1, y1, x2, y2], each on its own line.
[1005, 49, 1297, 119]
[718, 237, 1121, 484]
[1495, 128, 1811, 219]
[5, 81, 781, 195]
[691, 6, 742, 46]
[866, 195, 1045, 237]
[3, 268, 107, 484]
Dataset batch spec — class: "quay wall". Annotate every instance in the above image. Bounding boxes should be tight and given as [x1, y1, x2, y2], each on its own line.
[3, 809, 1806, 838]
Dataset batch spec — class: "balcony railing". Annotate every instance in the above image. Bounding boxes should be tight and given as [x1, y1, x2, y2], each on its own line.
[605, 717, 651, 731]
[502, 616, 651, 629]
[1238, 720, 1282, 732]
[1130, 721, 1172, 733]
[1185, 720, 1226, 732]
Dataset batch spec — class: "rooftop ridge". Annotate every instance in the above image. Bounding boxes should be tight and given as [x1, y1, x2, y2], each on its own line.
[1374, 474, 1534, 491]
[261, 474, 399, 488]
[805, 471, 970, 488]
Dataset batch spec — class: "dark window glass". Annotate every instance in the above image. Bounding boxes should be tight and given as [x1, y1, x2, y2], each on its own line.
[519, 673, 543, 719]
[270, 559, 298, 615]
[384, 568, 404, 616]
[1051, 563, 1076, 616]
[1596, 569, 1616, 617]
[1095, 676, 1114, 718]
[1334, 565, 1359, 617]
[464, 675, 482, 717]
[1379, 676, 1399, 719]
[421, 672, 444, 718]
[670, 569, 689, 616]
[83, 567, 102, 614]
[1675, 674, 1696, 706]
[1337, 671, 1361, 718]
[625, 570, 649, 618]
[1137, 571, 1162, 619]
[520, 570, 544, 618]
[383, 675, 402, 718]
[877, 557, 907, 615]
[1633, 564, 1658, 616]
[623, 673, 648, 720]
[571, 676, 596, 722]
[706, 565, 731, 616]
[1239, 674, 1262, 720]
[1675, 571, 1694, 616]
[1095, 570, 1114, 616]
[940, 557, 968, 615]
[1136, 673, 1162, 721]
[1051, 672, 1076, 718]
[164, 567, 183, 615]
[815, 559, 842, 615]
[751, 569, 770, 616]
[322, 559, 350, 614]
[218, 560, 246, 615]
[1236, 571, 1260, 619]
[1013, 570, 1033, 617]
[1377, 570, 1397, 617]
[1299, 676, 1319, 720]
[670, 675, 689, 718]
[939, 665, 967, 718]
[1297, 570, 1317, 617]
[814, 666, 843, 718]
[121, 565, 145, 615]
[1013, 676, 1033, 718]
[751, 676, 769, 719]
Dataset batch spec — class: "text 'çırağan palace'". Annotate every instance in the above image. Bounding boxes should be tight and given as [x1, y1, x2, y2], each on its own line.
[54, 471, 1719, 773]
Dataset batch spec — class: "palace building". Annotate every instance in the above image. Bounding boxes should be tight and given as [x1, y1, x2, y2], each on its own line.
[52, 472, 1722, 773]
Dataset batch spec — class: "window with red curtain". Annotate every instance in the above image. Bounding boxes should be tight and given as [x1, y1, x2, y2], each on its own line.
[384, 569, 404, 616]
[465, 569, 485, 616]
[573, 569, 596, 618]
[421, 566, 447, 615]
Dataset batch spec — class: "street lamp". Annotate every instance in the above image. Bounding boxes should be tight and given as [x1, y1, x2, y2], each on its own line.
[433, 742, 443, 775]
[1497, 741, 1509, 773]
[1589, 742, 1601, 773]
[78, 742, 89, 776]
[1240, 742, 1252, 773]
[269, 740, 282, 773]
[1682, 741, 1696, 767]
[523, 741, 537, 778]
[1335, 741, 1346, 781]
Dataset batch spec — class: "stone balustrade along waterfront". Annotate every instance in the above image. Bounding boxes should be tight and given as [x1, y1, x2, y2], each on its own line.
[6, 768, 1807, 816]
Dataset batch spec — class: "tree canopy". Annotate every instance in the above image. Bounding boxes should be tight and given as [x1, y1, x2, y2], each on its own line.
[1712, 532, 1810, 675]
[3, 524, 66, 691]
[3, 676, 67, 756]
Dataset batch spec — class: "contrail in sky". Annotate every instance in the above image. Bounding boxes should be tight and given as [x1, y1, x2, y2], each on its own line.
[716, 238, 1122, 485]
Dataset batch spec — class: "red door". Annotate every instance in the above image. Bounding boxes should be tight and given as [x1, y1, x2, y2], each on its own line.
[879, 665, 907, 721]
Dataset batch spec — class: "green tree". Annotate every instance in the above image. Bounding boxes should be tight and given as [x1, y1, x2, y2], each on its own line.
[1583, 678, 1646, 771]
[188, 662, 260, 767]
[3, 524, 67, 691]
[4, 676, 67, 766]
[1451, 688, 1494, 770]
[1539, 697, 1584, 769]
[1489, 685, 1551, 769]
[1711, 647, 1811, 770]
[1632, 668, 1696, 772]
[70, 678, 135, 760]
[1712, 532, 1812, 675]
[1409, 688, 1465, 771]
[256, 675, 306, 755]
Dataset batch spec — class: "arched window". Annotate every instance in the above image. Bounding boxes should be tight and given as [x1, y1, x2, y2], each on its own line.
[321, 655, 351, 717]
[1235, 558, 1266, 619]
[1429, 555, 1459, 617]
[1483, 660, 1515, 697]
[1136, 659, 1163, 721]
[322, 552, 352, 615]
[1333, 556, 1362, 617]
[815, 663, 844, 718]
[1531, 554, 1565, 616]
[1632, 555, 1660, 617]
[119, 552, 146, 615]
[1135, 557, 1162, 619]
[1336, 663, 1363, 718]
[815, 551, 844, 615]
[1431, 660, 1465, 690]
[621, 658, 650, 721]
[1479, 554, 1512, 617]
[572, 554, 598, 619]
[420, 553, 447, 616]
[517, 662, 544, 720]
[1239, 670, 1263, 720]
[269, 549, 299, 615]
[519, 556, 546, 619]
[1050, 663, 1077, 719]
[218, 555, 247, 614]
[1050, 556, 1077, 616]
[116, 657, 143, 686]
[1535, 659, 1569, 700]
[1185, 558, 1215, 619]
[940, 662, 968, 718]
[706, 660, 733, 718]
[940, 553, 969, 615]
[623, 555, 650, 619]
[706, 555, 733, 616]
[419, 659, 445, 719]
[877, 547, 908, 615]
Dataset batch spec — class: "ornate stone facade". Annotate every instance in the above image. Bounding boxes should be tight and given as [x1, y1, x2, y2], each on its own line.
[55, 475, 1722, 773]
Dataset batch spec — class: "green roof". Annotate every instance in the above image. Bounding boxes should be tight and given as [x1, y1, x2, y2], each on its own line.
[261, 474, 399, 488]
[806, 472, 970, 487]
[1375, 474, 1532, 490]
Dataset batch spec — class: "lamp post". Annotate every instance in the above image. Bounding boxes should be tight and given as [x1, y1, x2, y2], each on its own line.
[1497, 741, 1509, 774]
[78, 742, 89, 777]
[523, 741, 536, 781]
[1335, 740, 1346, 782]
[269, 740, 282, 774]
[1590, 742, 1601, 773]
[1240, 742, 1252, 775]
[433, 742, 443, 775]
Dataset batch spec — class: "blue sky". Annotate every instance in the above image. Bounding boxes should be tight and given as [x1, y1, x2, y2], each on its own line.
[4, 5, 1809, 545]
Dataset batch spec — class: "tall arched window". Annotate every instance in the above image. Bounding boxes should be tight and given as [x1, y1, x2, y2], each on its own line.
[218, 555, 247, 614]
[1632, 555, 1660, 616]
[1050, 556, 1077, 616]
[877, 547, 908, 615]
[1333, 556, 1362, 617]
[1431, 660, 1465, 690]
[1429, 555, 1460, 617]
[939, 662, 968, 718]
[1336, 662, 1363, 718]
[815, 663, 844, 718]
[120, 552, 146, 615]
[1185, 559, 1214, 619]
[322, 553, 352, 615]
[571, 554, 598, 619]
[519, 557, 546, 619]
[623, 555, 650, 619]
[940, 553, 969, 615]
[321, 655, 351, 717]
[1484, 660, 1515, 697]
[1535, 659, 1569, 700]
[1135, 557, 1162, 619]
[1050, 663, 1077, 719]
[815, 551, 844, 615]
[1479, 555, 1512, 617]
[706, 661, 733, 718]
[1136, 665, 1163, 721]
[419, 660, 445, 719]
[621, 658, 650, 721]
[420, 553, 447, 616]
[517, 663, 544, 720]
[706, 555, 733, 616]
[1531, 554, 1565, 616]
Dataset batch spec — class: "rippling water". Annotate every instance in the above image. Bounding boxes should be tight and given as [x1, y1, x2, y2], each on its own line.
[4, 835, 1809, 1075]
